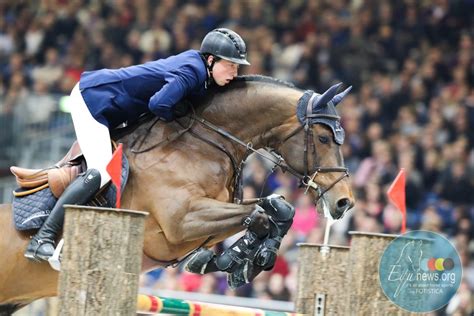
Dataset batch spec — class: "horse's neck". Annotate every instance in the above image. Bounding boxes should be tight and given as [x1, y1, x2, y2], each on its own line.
[201, 85, 302, 149]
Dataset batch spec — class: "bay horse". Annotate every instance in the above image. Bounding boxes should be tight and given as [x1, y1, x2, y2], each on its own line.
[0, 76, 354, 312]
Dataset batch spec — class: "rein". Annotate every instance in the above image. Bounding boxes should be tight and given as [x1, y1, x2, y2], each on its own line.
[130, 116, 196, 154]
[129, 92, 349, 204]
[193, 115, 348, 204]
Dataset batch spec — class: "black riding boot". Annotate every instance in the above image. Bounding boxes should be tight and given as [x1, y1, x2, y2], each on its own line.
[24, 168, 101, 262]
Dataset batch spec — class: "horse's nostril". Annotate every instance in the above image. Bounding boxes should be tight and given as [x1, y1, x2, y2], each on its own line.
[335, 198, 354, 219]
[337, 198, 350, 209]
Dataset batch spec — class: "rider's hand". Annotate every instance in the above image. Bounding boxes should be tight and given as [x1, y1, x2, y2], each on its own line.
[174, 99, 192, 118]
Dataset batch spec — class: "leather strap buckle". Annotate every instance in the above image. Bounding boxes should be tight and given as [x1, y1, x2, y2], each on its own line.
[242, 216, 252, 228]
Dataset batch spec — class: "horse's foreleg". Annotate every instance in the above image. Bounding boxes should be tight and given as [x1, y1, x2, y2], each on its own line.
[185, 196, 296, 289]
[174, 198, 269, 280]
[168, 198, 263, 244]
[143, 197, 268, 269]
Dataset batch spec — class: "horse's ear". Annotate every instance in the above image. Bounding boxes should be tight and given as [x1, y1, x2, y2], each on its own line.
[331, 86, 352, 107]
[313, 82, 343, 109]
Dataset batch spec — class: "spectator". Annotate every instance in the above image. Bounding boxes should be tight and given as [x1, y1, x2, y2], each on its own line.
[437, 159, 474, 205]
[31, 47, 63, 91]
[15, 80, 56, 128]
[3, 72, 28, 114]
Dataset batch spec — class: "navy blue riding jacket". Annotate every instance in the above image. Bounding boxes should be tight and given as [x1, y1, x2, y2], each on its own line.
[79, 50, 208, 128]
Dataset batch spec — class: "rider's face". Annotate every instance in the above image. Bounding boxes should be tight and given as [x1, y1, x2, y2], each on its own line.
[210, 58, 239, 86]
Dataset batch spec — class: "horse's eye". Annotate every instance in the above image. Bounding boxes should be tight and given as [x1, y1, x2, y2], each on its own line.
[319, 136, 330, 144]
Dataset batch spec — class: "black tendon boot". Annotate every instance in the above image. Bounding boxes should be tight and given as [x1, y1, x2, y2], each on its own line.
[24, 169, 101, 262]
[254, 195, 295, 269]
[184, 205, 269, 277]
[228, 195, 295, 288]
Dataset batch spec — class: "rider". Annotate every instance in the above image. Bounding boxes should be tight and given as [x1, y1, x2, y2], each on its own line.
[25, 28, 250, 262]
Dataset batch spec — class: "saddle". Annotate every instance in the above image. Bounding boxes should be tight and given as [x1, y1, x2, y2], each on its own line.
[10, 142, 85, 198]
[11, 141, 129, 231]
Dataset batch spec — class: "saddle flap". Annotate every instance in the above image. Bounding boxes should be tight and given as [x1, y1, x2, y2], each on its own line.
[48, 165, 81, 198]
[10, 166, 48, 188]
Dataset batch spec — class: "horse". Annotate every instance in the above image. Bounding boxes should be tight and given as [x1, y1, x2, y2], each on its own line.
[0, 75, 355, 312]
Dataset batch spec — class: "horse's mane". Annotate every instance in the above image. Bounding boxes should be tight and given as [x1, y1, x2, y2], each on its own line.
[233, 75, 295, 88]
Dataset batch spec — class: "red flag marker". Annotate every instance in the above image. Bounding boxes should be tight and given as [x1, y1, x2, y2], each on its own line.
[387, 168, 407, 233]
[106, 143, 123, 208]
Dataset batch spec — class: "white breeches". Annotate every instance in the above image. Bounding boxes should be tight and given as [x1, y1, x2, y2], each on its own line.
[69, 83, 112, 188]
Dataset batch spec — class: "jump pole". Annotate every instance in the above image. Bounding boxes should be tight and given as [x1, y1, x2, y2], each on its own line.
[137, 294, 302, 316]
[58, 205, 148, 315]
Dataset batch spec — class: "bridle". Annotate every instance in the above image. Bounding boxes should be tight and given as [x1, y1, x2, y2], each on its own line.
[274, 120, 348, 201]
[189, 90, 349, 204]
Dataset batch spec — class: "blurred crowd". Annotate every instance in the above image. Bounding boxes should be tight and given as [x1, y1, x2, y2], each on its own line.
[1, 0, 473, 314]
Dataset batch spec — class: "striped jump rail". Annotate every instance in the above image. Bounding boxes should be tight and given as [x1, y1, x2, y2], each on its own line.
[137, 294, 302, 316]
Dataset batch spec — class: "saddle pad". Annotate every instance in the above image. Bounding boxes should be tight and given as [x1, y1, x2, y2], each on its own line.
[13, 153, 129, 231]
[12, 187, 56, 230]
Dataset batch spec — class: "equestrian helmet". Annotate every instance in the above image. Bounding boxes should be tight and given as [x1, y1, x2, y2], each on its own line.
[200, 28, 250, 65]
